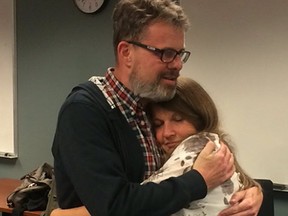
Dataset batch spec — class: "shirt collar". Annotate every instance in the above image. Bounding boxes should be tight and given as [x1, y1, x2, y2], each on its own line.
[105, 68, 143, 112]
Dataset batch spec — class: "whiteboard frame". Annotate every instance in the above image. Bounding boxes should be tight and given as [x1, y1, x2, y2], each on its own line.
[0, 0, 17, 159]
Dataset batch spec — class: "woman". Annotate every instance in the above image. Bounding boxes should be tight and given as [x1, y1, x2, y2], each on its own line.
[51, 77, 260, 216]
[143, 76, 260, 215]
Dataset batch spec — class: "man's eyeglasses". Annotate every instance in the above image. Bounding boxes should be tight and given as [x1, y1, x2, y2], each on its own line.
[126, 41, 191, 63]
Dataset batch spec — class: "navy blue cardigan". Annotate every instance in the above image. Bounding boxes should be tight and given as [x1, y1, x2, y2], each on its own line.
[52, 81, 207, 216]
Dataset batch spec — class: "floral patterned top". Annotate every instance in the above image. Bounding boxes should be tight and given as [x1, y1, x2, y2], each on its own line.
[142, 132, 242, 216]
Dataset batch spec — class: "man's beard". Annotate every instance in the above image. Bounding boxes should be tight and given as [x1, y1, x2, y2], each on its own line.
[130, 71, 177, 102]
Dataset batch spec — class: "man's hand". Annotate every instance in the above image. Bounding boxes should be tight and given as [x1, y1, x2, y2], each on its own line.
[218, 186, 263, 216]
[193, 142, 234, 189]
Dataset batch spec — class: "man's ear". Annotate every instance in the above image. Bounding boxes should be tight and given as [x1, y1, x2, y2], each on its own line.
[117, 41, 133, 66]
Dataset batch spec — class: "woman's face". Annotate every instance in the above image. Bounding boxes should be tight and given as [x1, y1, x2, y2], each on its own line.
[151, 105, 197, 156]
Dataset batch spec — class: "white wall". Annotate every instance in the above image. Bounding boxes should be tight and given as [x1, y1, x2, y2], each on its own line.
[181, 0, 288, 184]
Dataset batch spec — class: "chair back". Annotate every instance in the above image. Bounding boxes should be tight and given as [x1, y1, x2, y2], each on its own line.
[255, 179, 274, 216]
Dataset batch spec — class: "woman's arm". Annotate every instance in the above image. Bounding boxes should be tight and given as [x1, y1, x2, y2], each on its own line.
[50, 206, 90, 216]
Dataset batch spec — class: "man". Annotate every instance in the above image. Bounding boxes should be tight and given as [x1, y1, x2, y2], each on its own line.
[52, 0, 262, 216]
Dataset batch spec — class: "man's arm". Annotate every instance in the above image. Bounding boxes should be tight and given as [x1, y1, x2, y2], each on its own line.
[53, 98, 208, 216]
[195, 142, 263, 216]
[218, 186, 263, 216]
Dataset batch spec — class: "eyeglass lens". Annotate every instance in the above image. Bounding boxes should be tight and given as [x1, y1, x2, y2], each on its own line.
[162, 50, 190, 63]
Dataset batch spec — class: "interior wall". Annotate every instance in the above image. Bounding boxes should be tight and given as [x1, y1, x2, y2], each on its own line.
[181, 0, 288, 214]
[181, 0, 288, 184]
[0, 0, 116, 178]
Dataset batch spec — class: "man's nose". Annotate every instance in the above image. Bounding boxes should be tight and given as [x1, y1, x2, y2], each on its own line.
[167, 55, 183, 71]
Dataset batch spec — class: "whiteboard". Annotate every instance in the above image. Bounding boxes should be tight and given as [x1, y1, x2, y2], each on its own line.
[181, 0, 288, 184]
[0, 0, 17, 158]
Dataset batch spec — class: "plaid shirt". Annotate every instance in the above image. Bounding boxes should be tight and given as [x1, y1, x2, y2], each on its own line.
[89, 68, 162, 179]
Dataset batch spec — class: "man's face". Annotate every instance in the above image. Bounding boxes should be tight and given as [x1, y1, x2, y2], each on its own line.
[129, 22, 185, 102]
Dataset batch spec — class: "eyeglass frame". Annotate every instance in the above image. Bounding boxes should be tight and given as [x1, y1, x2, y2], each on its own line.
[126, 41, 191, 63]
